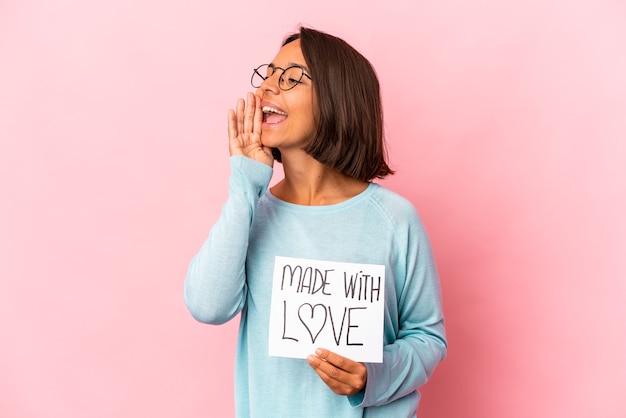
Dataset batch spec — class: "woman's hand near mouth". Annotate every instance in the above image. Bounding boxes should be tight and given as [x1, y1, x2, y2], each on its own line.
[228, 92, 274, 167]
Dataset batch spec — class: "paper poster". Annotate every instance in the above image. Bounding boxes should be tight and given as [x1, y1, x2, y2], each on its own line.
[268, 256, 385, 363]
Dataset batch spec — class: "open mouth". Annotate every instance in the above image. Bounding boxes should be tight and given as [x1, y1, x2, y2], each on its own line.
[262, 106, 288, 124]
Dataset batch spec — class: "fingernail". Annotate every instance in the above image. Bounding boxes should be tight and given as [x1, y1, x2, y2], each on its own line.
[307, 355, 315, 363]
[315, 348, 323, 355]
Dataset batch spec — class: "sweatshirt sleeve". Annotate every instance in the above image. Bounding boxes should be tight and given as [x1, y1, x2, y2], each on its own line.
[184, 156, 273, 325]
[350, 211, 447, 408]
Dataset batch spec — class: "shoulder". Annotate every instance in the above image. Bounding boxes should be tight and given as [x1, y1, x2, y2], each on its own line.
[366, 183, 433, 240]
[367, 183, 420, 220]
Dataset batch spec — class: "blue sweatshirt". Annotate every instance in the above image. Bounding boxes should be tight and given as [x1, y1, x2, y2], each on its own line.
[185, 156, 447, 418]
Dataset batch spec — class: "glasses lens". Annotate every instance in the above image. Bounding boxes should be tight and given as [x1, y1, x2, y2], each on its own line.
[251, 64, 271, 88]
[279, 67, 304, 90]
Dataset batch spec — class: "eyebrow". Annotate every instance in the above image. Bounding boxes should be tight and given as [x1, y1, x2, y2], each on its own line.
[270, 62, 311, 74]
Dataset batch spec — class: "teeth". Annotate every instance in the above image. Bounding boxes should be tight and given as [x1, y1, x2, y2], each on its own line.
[262, 106, 287, 115]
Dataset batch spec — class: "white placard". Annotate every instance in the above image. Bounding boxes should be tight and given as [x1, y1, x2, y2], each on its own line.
[268, 256, 385, 363]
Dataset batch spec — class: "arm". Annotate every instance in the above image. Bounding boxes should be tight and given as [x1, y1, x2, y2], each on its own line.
[184, 156, 272, 324]
[307, 213, 447, 406]
[184, 93, 274, 324]
[353, 214, 447, 407]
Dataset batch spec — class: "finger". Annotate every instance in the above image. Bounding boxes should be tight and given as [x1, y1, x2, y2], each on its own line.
[227, 108, 237, 140]
[243, 92, 256, 133]
[313, 348, 361, 373]
[253, 93, 263, 136]
[307, 354, 349, 383]
[307, 354, 357, 395]
[236, 98, 245, 134]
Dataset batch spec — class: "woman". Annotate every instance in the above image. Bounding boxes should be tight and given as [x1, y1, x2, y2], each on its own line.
[184, 26, 447, 418]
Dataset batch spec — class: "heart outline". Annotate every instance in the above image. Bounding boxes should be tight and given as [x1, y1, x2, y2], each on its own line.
[297, 303, 327, 344]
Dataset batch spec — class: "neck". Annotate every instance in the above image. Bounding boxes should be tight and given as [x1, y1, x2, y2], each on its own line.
[271, 152, 369, 206]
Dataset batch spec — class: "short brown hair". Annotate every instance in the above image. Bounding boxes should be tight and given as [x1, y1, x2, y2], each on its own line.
[273, 27, 394, 181]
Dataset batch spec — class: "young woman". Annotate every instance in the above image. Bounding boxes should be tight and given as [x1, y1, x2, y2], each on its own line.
[184, 26, 447, 418]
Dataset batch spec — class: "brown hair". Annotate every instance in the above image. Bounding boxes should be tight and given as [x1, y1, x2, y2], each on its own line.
[273, 26, 394, 181]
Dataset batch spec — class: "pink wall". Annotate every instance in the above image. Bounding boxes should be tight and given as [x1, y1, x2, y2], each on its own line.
[1, 1, 624, 417]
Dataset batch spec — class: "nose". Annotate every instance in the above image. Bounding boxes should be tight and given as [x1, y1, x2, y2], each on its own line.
[259, 71, 281, 95]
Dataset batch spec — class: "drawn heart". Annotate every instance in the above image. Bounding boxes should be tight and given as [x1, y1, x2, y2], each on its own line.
[298, 303, 328, 344]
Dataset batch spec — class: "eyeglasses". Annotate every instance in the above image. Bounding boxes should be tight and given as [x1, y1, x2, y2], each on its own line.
[251, 64, 312, 91]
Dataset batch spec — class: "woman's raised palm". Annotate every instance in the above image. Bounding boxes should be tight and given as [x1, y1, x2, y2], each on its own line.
[227, 92, 274, 167]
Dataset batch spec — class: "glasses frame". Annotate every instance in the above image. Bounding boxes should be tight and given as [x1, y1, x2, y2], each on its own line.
[251, 64, 312, 91]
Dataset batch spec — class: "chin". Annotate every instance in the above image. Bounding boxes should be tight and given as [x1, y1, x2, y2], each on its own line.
[260, 130, 283, 148]
[260, 135, 277, 149]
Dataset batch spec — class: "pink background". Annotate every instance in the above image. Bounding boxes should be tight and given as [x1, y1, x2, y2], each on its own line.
[1, 1, 625, 417]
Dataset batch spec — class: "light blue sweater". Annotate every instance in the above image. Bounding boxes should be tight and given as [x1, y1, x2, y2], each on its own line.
[185, 156, 447, 418]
